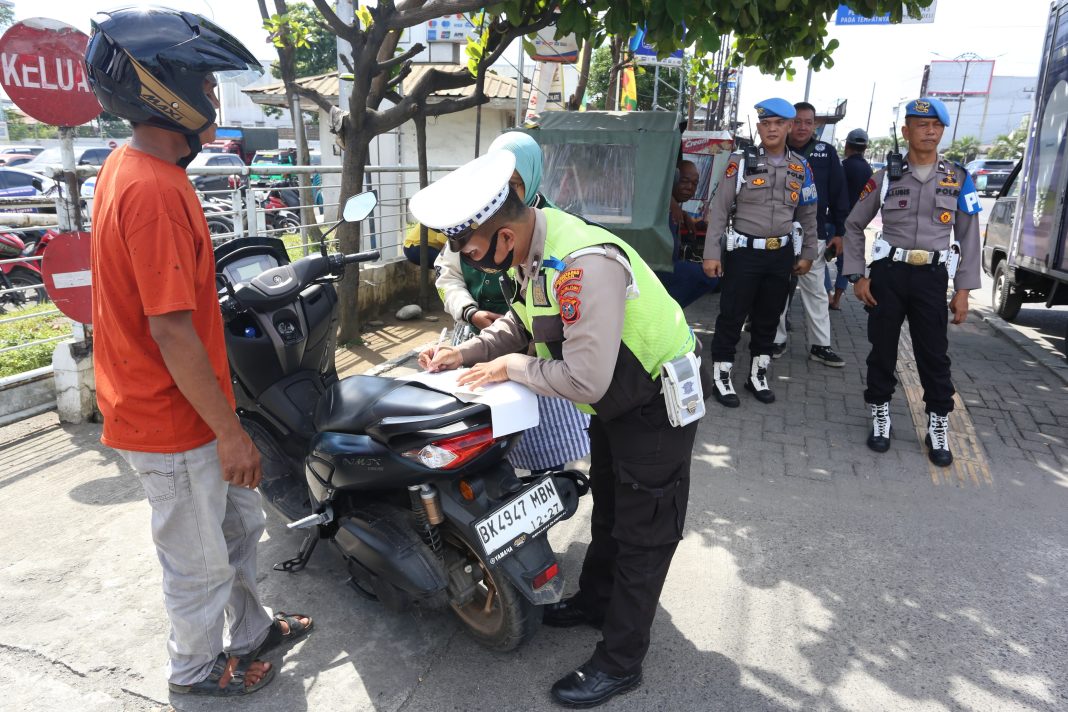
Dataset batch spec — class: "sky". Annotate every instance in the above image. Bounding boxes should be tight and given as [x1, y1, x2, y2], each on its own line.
[735, 0, 1051, 141]
[4, 0, 1054, 143]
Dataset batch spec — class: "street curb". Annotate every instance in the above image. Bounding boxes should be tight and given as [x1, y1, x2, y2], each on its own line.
[973, 304, 1068, 388]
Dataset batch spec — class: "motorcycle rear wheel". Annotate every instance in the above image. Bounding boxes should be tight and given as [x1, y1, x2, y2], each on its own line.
[443, 526, 542, 652]
[1, 267, 48, 311]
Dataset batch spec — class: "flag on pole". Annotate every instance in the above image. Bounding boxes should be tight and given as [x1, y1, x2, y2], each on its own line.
[620, 66, 638, 111]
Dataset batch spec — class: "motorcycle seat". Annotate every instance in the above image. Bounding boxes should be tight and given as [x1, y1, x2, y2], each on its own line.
[314, 375, 470, 435]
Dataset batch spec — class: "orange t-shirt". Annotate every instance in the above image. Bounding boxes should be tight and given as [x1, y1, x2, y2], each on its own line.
[91, 145, 234, 452]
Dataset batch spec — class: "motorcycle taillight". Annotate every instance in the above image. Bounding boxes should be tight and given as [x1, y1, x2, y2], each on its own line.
[402, 427, 496, 470]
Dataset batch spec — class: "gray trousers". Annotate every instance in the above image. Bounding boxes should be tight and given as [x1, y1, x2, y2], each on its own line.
[118, 441, 273, 685]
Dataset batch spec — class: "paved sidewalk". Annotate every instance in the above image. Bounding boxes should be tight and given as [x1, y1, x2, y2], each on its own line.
[1, 286, 1066, 711]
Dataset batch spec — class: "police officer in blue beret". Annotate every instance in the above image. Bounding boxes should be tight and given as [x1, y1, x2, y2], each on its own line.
[842, 97, 983, 467]
[704, 98, 819, 406]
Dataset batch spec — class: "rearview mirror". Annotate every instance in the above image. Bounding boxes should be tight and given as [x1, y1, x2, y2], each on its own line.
[343, 191, 377, 223]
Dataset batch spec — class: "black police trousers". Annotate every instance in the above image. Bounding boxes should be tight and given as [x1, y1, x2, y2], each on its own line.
[709, 245, 794, 361]
[864, 260, 955, 415]
[575, 397, 698, 676]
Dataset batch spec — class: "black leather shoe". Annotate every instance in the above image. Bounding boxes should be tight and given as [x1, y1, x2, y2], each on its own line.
[550, 662, 642, 708]
[543, 596, 603, 629]
[925, 434, 954, 467]
[867, 428, 892, 453]
[744, 379, 775, 403]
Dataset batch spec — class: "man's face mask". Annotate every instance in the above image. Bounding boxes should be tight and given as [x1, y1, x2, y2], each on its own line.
[460, 229, 514, 274]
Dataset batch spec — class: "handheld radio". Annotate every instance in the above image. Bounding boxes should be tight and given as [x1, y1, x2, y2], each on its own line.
[886, 122, 904, 180]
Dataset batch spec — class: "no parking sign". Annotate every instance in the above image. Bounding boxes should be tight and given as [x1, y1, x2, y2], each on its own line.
[41, 231, 93, 324]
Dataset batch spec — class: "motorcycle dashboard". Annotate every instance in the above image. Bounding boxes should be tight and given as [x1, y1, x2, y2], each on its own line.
[223, 253, 280, 285]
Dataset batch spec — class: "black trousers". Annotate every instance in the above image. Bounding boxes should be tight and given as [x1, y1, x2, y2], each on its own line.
[864, 260, 955, 415]
[709, 246, 795, 361]
[575, 398, 698, 676]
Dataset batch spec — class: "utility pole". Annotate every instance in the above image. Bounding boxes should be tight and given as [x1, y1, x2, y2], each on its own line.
[865, 83, 875, 132]
[951, 60, 971, 145]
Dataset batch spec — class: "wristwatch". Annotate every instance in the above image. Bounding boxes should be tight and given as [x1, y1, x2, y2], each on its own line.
[847, 273, 864, 284]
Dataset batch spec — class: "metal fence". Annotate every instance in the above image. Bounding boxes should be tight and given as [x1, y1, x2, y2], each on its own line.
[0, 162, 455, 375]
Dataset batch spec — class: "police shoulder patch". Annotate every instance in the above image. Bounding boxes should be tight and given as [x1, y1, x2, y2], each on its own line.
[725, 162, 738, 178]
[859, 178, 877, 201]
[560, 295, 581, 324]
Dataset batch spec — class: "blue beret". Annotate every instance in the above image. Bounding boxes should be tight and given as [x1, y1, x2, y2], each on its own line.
[755, 98, 796, 120]
[904, 98, 950, 126]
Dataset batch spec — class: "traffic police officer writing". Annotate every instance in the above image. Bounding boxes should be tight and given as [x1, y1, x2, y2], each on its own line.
[842, 97, 982, 467]
[412, 150, 707, 709]
[703, 98, 819, 407]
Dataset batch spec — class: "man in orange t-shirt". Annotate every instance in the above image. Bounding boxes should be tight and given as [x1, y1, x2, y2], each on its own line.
[86, 8, 310, 697]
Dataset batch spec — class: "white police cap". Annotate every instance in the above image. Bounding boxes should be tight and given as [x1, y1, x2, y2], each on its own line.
[409, 150, 516, 246]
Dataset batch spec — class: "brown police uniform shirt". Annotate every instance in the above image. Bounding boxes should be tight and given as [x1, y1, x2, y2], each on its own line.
[455, 208, 630, 404]
[842, 155, 982, 291]
[705, 147, 820, 262]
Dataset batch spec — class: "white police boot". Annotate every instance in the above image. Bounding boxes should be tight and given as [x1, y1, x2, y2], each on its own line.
[925, 413, 953, 467]
[744, 355, 775, 404]
[867, 402, 892, 453]
[712, 361, 740, 408]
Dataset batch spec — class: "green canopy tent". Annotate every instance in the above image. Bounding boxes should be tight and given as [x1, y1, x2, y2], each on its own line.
[521, 111, 680, 271]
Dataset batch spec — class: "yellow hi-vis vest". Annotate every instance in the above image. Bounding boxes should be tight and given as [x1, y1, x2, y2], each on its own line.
[509, 208, 695, 419]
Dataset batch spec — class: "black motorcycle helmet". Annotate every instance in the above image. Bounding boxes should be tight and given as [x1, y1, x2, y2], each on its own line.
[85, 7, 261, 165]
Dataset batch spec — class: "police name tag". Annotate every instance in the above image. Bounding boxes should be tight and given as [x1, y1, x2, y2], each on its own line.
[661, 352, 705, 428]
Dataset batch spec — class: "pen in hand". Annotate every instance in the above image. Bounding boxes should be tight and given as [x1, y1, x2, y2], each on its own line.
[432, 327, 448, 360]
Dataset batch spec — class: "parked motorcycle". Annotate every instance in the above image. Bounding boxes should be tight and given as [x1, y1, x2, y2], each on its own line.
[214, 192, 587, 651]
[261, 189, 301, 232]
[0, 230, 48, 313]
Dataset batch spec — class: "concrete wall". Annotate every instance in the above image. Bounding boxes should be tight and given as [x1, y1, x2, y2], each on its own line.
[0, 366, 55, 426]
[356, 255, 435, 315]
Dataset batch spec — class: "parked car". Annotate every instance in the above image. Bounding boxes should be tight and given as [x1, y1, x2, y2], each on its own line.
[965, 158, 1016, 197]
[23, 146, 114, 172]
[249, 148, 297, 186]
[0, 146, 44, 157]
[0, 166, 58, 213]
[187, 151, 246, 193]
[0, 153, 39, 167]
[981, 161, 1022, 318]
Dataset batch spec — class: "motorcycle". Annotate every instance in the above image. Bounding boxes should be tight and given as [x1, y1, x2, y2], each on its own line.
[261, 188, 301, 232]
[214, 192, 588, 651]
[0, 230, 48, 313]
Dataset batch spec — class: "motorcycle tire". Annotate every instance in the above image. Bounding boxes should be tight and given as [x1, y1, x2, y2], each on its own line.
[279, 215, 301, 233]
[443, 524, 542, 652]
[206, 216, 235, 237]
[5, 267, 49, 310]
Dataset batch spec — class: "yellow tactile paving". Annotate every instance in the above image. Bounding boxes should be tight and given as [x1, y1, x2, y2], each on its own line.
[897, 333, 993, 487]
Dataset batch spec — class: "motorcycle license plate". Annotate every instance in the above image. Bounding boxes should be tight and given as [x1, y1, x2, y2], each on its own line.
[474, 476, 565, 561]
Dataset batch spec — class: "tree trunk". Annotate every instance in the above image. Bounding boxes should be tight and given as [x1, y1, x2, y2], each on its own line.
[567, 40, 593, 110]
[415, 112, 430, 310]
[605, 36, 624, 112]
[335, 135, 370, 344]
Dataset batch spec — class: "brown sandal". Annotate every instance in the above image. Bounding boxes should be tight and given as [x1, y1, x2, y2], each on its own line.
[168, 653, 274, 696]
[252, 611, 314, 658]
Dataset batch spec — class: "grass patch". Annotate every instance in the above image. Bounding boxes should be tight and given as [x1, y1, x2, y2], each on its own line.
[0, 305, 70, 377]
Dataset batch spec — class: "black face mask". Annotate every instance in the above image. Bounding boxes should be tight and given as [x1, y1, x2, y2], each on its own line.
[460, 229, 514, 274]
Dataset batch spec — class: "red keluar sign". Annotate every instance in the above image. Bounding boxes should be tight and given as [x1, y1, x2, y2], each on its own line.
[0, 18, 102, 127]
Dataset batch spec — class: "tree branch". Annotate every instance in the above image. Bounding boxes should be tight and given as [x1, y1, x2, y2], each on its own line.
[389, 0, 487, 29]
[293, 85, 336, 113]
[422, 93, 489, 118]
[310, 0, 356, 40]
[378, 43, 424, 72]
[386, 62, 413, 89]
[339, 53, 355, 74]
